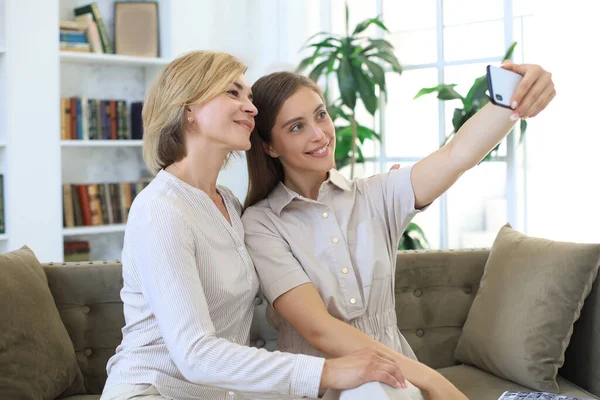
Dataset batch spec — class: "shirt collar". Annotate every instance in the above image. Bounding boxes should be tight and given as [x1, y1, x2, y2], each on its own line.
[267, 169, 351, 216]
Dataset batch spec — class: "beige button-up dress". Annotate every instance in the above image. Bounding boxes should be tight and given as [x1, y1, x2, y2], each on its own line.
[242, 166, 425, 363]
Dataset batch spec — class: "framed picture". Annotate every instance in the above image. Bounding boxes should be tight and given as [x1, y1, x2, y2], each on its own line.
[114, 1, 159, 57]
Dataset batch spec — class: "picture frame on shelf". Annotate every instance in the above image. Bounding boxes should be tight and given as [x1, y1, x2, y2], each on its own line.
[114, 1, 159, 58]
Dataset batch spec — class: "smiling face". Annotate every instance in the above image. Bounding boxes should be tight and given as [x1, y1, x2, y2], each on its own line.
[186, 73, 257, 152]
[266, 87, 336, 175]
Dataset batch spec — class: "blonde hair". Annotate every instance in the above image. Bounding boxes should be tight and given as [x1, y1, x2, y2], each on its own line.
[142, 51, 247, 175]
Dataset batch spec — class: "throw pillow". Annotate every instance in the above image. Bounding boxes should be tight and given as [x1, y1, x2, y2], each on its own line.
[0, 246, 85, 399]
[454, 224, 600, 392]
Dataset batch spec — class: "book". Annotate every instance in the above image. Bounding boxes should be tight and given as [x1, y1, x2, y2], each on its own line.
[74, 3, 113, 53]
[498, 391, 593, 400]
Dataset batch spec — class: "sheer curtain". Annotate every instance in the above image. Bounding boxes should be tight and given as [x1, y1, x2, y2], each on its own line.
[523, 0, 600, 243]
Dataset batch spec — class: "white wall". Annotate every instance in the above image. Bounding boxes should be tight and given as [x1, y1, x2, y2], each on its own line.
[524, 1, 600, 243]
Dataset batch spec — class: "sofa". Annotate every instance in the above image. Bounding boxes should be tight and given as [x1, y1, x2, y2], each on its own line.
[39, 248, 599, 400]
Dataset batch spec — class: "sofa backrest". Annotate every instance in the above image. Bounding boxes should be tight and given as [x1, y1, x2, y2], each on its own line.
[393, 249, 600, 397]
[43, 260, 277, 394]
[43, 249, 600, 396]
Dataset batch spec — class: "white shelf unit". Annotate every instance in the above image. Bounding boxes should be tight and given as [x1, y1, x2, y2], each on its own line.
[63, 224, 126, 236]
[61, 140, 143, 147]
[60, 51, 171, 67]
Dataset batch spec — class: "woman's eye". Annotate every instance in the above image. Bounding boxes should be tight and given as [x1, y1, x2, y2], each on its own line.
[227, 90, 239, 97]
[317, 111, 327, 119]
[291, 123, 303, 132]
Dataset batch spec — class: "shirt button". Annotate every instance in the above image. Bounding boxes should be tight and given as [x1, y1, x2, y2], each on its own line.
[342, 268, 349, 274]
[350, 298, 356, 304]
[322, 212, 329, 218]
[332, 237, 339, 244]
[238, 246, 244, 252]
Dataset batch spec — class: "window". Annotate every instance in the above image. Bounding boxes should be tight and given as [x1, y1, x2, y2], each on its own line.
[327, 0, 527, 249]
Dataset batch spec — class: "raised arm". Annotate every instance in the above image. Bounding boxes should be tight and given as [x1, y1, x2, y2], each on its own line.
[411, 62, 555, 209]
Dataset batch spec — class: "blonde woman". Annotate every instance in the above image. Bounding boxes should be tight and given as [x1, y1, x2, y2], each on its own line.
[242, 65, 555, 399]
[101, 51, 408, 400]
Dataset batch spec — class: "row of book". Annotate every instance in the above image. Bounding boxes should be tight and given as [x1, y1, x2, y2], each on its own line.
[64, 240, 91, 262]
[61, 98, 143, 141]
[60, 3, 112, 54]
[62, 181, 150, 228]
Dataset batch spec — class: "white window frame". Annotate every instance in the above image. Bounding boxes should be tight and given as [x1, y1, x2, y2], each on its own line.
[321, 0, 524, 248]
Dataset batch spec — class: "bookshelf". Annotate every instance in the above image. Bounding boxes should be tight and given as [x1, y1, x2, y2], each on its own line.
[1, 0, 277, 262]
[57, 0, 173, 261]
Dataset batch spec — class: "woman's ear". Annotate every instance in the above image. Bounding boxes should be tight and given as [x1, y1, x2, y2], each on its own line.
[263, 142, 278, 158]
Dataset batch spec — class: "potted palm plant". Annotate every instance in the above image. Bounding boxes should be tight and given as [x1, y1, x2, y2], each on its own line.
[297, 3, 401, 178]
[414, 42, 527, 161]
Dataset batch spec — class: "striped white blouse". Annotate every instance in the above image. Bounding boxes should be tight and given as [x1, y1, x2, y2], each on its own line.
[103, 170, 325, 400]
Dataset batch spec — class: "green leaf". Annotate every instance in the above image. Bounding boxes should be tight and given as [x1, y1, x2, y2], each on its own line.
[503, 41, 518, 61]
[308, 38, 340, 50]
[368, 38, 394, 50]
[296, 56, 315, 73]
[335, 132, 352, 166]
[519, 119, 527, 144]
[414, 84, 459, 100]
[360, 39, 395, 56]
[336, 124, 380, 142]
[337, 58, 357, 110]
[452, 108, 465, 132]
[308, 59, 331, 83]
[364, 59, 386, 91]
[353, 69, 378, 115]
[369, 51, 402, 73]
[437, 86, 464, 101]
[345, 2, 350, 36]
[399, 222, 430, 250]
[303, 31, 333, 44]
[355, 144, 365, 163]
[464, 75, 488, 111]
[352, 16, 389, 36]
[328, 103, 350, 122]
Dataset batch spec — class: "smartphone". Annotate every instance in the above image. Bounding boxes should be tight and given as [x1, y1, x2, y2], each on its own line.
[486, 65, 523, 109]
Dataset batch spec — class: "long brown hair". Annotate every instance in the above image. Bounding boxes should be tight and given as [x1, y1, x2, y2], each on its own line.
[244, 72, 323, 209]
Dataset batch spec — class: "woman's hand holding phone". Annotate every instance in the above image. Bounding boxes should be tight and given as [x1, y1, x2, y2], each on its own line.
[496, 61, 556, 120]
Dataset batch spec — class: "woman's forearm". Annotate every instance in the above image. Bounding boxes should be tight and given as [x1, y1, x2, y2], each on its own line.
[309, 316, 444, 392]
[446, 103, 516, 171]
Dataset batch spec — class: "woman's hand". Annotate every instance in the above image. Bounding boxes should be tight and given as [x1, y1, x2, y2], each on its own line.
[319, 347, 407, 391]
[501, 61, 556, 120]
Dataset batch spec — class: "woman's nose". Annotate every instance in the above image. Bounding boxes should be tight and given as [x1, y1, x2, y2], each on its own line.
[244, 99, 258, 116]
[311, 126, 326, 140]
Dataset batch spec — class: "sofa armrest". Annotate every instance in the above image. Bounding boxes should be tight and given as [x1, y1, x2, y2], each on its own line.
[394, 249, 490, 369]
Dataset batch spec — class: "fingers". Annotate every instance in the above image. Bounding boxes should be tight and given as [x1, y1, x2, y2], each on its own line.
[367, 349, 407, 388]
[368, 370, 403, 389]
[390, 163, 401, 171]
[510, 65, 541, 112]
[501, 60, 528, 75]
[523, 85, 557, 119]
[514, 71, 553, 118]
